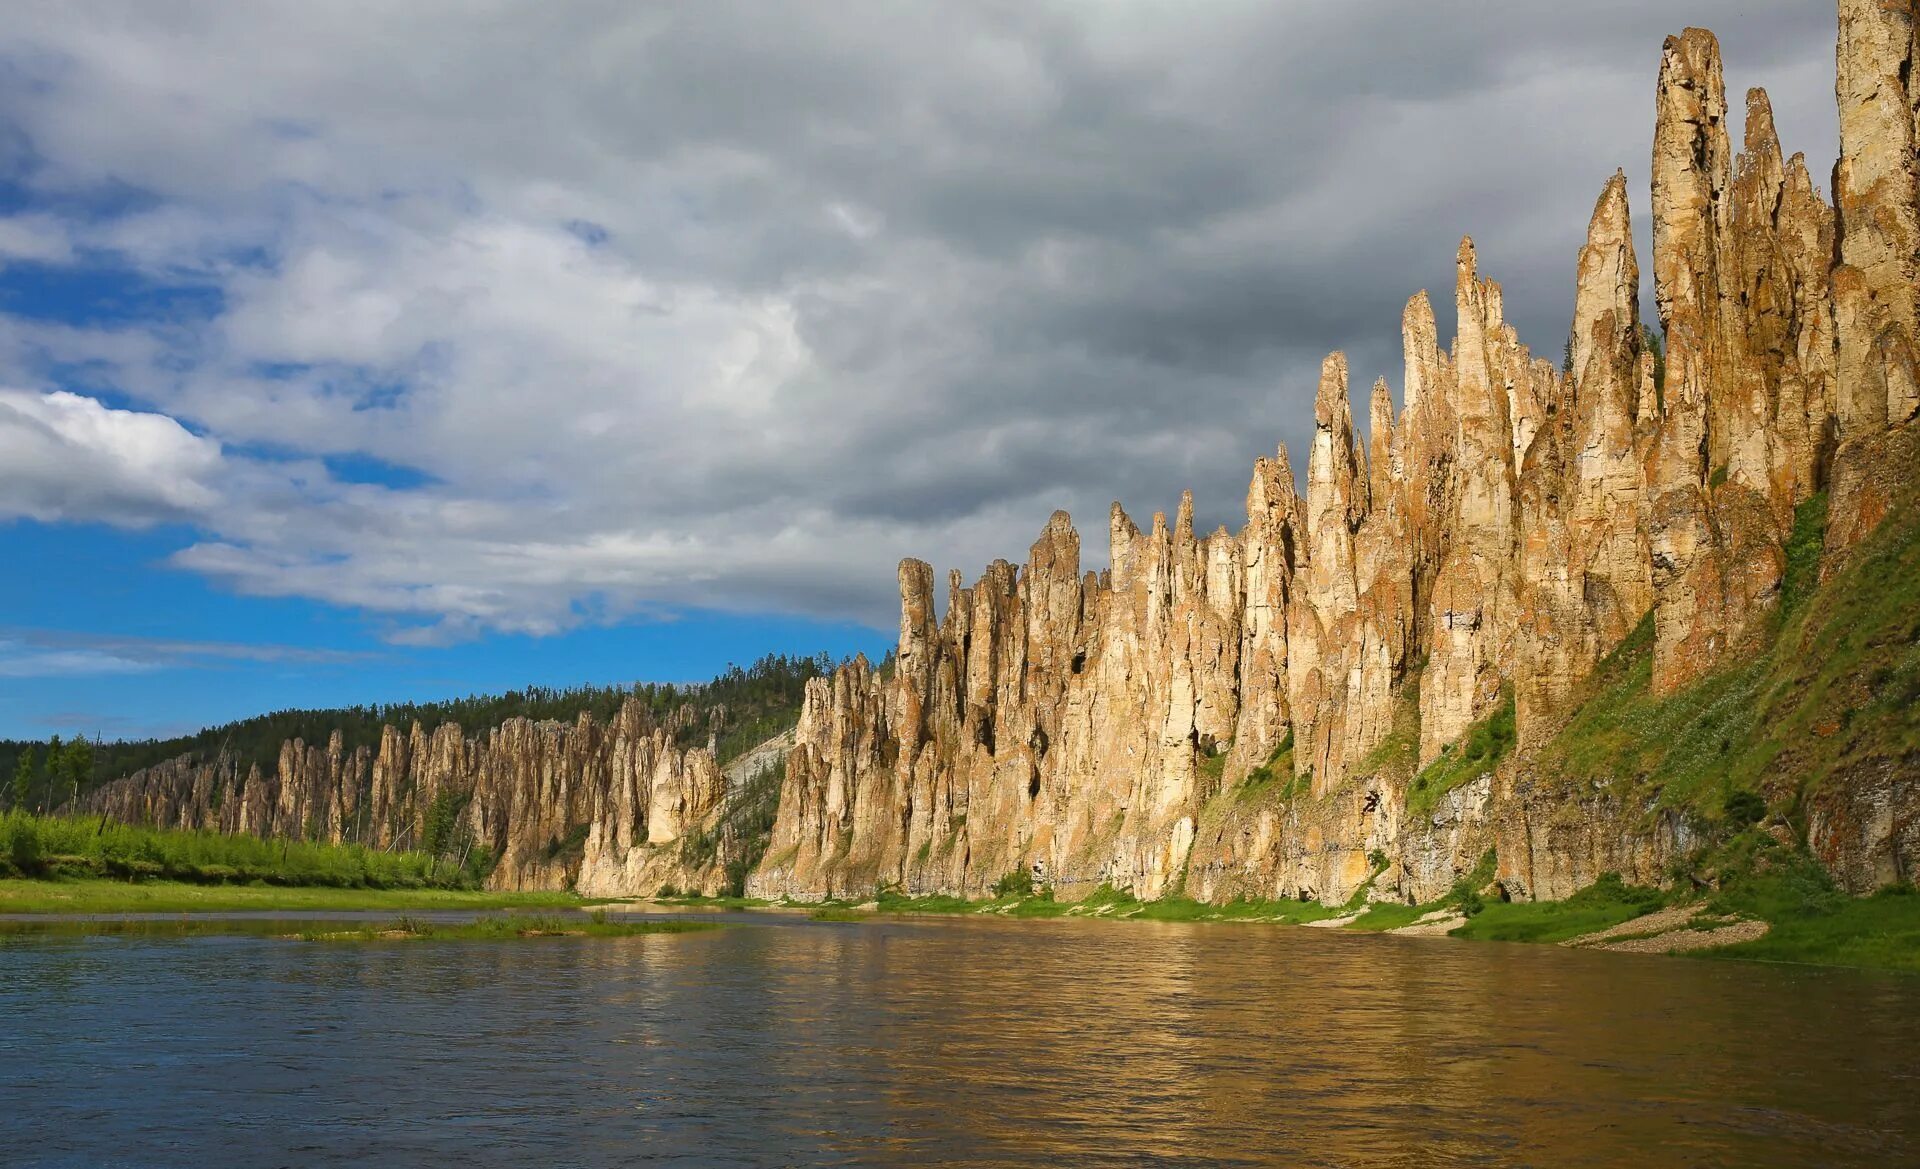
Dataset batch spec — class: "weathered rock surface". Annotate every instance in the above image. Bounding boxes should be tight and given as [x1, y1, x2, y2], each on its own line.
[77, 699, 731, 895]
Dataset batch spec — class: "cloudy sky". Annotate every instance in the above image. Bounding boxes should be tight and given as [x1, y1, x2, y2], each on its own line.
[0, 1, 1837, 739]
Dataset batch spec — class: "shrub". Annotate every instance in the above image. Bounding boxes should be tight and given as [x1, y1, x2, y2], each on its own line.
[7, 816, 44, 876]
[1723, 789, 1767, 828]
[992, 868, 1037, 899]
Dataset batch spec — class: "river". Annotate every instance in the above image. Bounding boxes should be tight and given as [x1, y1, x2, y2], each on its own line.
[3, 912, 1916, 1166]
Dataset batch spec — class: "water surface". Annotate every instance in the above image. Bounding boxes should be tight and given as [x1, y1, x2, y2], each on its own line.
[4, 914, 1915, 1166]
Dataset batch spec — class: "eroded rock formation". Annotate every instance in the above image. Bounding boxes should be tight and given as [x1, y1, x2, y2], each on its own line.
[752, 8, 1920, 905]
[77, 699, 732, 895]
[77, 5, 1920, 909]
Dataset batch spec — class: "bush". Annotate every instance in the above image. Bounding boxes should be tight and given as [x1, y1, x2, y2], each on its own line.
[992, 868, 1037, 899]
[1723, 789, 1767, 828]
[7, 815, 44, 876]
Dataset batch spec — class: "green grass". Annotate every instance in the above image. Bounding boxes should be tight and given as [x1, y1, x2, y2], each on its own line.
[1534, 487, 1920, 826]
[1235, 732, 1299, 801]
[1707, 883, 1920, 972]
[0, 876, 583, 915]
[1405, 691, 1514, 818]
[1, 810, 489, 890]
[1450, 873, 1670, 944]
[294, 912, 719, 942]
[1778, 491, 1830, 617]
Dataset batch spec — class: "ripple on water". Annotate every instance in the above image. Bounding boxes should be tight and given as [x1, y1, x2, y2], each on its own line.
[1, 915, 1916, 1167]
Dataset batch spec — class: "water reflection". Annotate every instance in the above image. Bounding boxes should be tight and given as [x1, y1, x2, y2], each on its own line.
[1, 915, 1915, 1166]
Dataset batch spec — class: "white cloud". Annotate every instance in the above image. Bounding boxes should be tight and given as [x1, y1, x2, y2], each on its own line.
[0, 640, 155, 678]
[0, 389, 222, 525]
[0, 2, 1839, 638]
[0, 628, 370, 677]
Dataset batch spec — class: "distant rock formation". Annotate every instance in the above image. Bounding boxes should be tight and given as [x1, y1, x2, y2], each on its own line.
[750, 6, 1919, 904]
[77, 699, 733, 895]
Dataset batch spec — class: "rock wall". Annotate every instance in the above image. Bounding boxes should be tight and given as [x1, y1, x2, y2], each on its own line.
[751, 8, 1920, 905]
[76, 698, 732, 895]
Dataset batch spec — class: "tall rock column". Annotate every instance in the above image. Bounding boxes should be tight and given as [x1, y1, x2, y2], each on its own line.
[1420, 240, 1520, 762]
[1829, 0, 1920, 549]
[1229, 447, 1299, 779]
[1517, 172, 1654, 744]
[1287, 353, 1364, 790]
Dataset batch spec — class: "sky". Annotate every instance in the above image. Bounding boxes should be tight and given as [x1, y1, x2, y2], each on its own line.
[0, 1, 1838, 742]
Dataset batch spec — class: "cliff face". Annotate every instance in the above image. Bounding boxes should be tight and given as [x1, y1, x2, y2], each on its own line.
[75, 6, 1919, 909]
[77, 699, 733, 895]
[752, 7, 1920, 905]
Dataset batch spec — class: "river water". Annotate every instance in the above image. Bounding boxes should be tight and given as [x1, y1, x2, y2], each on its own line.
[2, 912, 1916, 1167]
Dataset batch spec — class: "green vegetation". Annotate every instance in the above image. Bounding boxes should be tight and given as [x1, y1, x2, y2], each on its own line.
[859, 881, 1347, 925]
[991, 867, 1042, 899]
[0, 877, 581, 915]
[1778, 491, 1831, 618]
[1, 735, 96, 817]
[0, 811, 492, 892]
[678, 757, 786, 896]
[1451, 873, 1669, 944]
[0, 651, 842, 810]
[1236, 732, 1298, 801]
[1406, 689, 1513, 818]
[1536, 484, 1920, 829]
[294, 912, 719, 942]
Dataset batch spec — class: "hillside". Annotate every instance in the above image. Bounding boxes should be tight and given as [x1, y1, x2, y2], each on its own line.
[1, 652, 834, 814]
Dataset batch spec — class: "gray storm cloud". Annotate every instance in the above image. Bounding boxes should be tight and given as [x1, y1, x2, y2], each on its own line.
[0, 1, 1836, 637]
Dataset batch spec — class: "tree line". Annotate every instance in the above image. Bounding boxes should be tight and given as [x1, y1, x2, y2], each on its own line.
[0, 651, 858, 810]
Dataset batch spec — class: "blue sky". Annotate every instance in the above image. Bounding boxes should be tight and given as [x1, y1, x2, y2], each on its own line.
[0, 3, 1834, 743]
[0, 520, 886, 740]
[0, 224, 889, 741]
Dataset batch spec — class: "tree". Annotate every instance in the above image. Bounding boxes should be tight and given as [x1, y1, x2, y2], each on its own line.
[60, 737, 94, 809]
[10, 746, 33, 811]
[42, 736, 61, 813]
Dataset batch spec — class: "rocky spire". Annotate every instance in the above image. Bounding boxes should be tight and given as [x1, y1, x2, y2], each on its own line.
[1420, 238, 1520, 762]
[1231, 444, 1300, 777]
[1829, 0, 1920, 548]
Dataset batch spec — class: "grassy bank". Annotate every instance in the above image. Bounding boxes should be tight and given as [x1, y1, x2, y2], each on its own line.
[2, 810, 492, 890]
[785, 841, 1919, 974]
[0, 877, 583, 915]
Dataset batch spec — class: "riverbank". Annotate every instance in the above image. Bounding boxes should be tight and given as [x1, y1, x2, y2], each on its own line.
[1, 811, 493, 891]
[716, 839, 1920, 975]
[0, 876, 585, 915]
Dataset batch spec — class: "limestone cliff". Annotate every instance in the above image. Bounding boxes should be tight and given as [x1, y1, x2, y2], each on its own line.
[76, 698, 736, 895]
[751, 6, 1920, 906]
